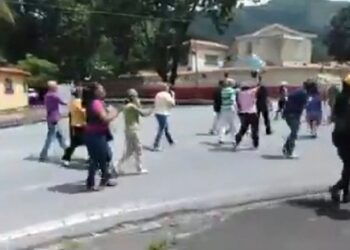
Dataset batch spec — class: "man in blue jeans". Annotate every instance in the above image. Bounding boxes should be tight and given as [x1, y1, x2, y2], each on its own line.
[39, 81, 67, 161]
[282, 80, 314, 158]
[153, 83, 176, 151]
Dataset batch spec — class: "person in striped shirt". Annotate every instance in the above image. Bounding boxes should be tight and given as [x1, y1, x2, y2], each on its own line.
[217, 78, 238, 144]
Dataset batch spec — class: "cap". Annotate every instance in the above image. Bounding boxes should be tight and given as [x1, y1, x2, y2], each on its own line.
[281, 81, 288, 86]
[127, 88, 138, 97]
[344, 74, 350, 86]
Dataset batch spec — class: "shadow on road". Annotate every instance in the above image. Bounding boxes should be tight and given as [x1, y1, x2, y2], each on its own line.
[298, 135, 317, 141]
[24, 155, 87, 171]
[261, 154, 289, 160]
[48, 181, 87, 194]
[196, 132, 213, 136]
[287, 198, 350, 221]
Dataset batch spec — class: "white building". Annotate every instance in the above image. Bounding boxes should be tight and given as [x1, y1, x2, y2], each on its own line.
[183, 24, 317, 72]
[184, 40, 229, 72]
[233, 23, 317, 66]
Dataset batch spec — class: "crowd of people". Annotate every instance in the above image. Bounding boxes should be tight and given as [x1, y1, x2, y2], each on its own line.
[37, 73, 350, 204]
[38, 81, 176, 191]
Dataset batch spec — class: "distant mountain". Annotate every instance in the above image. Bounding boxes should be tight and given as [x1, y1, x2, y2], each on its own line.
[187, 0, 350, 45]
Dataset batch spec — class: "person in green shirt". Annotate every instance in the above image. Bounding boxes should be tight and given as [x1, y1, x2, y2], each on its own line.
[116, 89, 153, 175]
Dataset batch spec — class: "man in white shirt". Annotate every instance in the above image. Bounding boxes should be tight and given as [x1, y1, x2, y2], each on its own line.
[153, 83, 176, 151]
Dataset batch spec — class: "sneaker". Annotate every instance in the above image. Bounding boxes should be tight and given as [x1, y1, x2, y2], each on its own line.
[100, 180, 117, 187]
[153, 147, 161, 152]
[62, 160, 70, 167]
[232, 144, 238, 152]
[138, 168, 149, 175]
[287, 153, 299, 159]
[39, 157, 47, 162]
[209, 130, 216, 135]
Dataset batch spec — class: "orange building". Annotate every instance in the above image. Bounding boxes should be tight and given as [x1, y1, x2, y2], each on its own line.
[0, 67, 30, 111]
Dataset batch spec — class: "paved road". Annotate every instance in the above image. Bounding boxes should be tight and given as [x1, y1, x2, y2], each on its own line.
[180, 195, 350, 250]
[49, 195, 350, 250]
[0, 106, 342, 248]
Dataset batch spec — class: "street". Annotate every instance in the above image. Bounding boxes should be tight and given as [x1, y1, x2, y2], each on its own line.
[48, 194, 350, 250]
[0, 106, 342, 248]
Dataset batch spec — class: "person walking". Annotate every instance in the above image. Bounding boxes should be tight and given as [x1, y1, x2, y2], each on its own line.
[62, 85, 86, 166]
[282, 80, 313, 159]
[153, 83, 175, 151]
[305, 84, 322, 138]
[39, 80, 67, 161]
[84, 83, 119, 191]
[327, 83, 340, 122]
[209, 80, 224, 135]
[116, 89, 153, 175]
[329, 75, 350, 203]
[254, 72, 272, 135]
[217, 79, 237, 145]
[275, 81, 288, 120]
[234, 83, 259, 150]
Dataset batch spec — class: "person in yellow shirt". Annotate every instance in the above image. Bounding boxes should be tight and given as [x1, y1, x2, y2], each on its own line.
[62, 86, 86, 166]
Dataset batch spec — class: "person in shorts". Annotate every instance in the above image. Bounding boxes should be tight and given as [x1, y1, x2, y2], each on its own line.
[305, 83, 322, 138]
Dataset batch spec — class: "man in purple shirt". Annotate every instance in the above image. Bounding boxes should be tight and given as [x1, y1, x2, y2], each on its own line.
[39, 80, 67, 161]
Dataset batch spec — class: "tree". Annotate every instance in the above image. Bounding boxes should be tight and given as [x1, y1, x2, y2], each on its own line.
[17, 54, 59, 87]
[327, 6, 350, 62]
[6, 0, 102, 80]
[0, 0, 14, 24]
[140, 0, 238, 84]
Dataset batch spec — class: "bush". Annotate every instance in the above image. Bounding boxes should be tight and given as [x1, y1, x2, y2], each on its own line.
[148, 240, 169, 250]
[17, 54, 59, 87]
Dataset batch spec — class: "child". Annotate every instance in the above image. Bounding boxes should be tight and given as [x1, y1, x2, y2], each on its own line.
[116, 89, 153, 175]
[305, 84, 322, 138]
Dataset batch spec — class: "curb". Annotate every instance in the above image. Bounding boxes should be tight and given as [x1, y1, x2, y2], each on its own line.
[1, 185, 329, 249]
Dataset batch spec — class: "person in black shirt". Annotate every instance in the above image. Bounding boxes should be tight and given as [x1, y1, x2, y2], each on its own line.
[330, 75, 350, 203]
[253, 71, 272, 135]
[210, 80, 224, 135]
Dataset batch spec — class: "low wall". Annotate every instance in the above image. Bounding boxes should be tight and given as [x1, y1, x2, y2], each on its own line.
[103, 66, 349, 100]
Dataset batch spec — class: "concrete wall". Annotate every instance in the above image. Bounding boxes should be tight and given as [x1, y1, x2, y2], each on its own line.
[103, 66, 350, 99]
[0, 74, 28, 111]
[281, 38, 312, 65]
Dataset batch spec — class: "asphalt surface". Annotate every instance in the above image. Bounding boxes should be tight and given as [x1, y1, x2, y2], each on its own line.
[44, 195, 350, 250]
[0, 105, 342, 248]
[180, 195, 350, 250]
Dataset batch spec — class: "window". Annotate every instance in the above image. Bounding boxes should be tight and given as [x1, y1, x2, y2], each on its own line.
[204, 54, 219, 66]
[4, 78, 14, 95]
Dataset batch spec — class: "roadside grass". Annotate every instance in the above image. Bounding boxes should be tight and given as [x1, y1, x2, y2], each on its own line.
[148, 240, 169, 250]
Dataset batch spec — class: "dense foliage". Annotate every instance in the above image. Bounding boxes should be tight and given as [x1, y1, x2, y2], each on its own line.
[0, 0, 237, 84]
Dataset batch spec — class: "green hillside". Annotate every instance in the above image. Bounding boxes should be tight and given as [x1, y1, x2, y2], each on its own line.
[188, 0, 349, 45]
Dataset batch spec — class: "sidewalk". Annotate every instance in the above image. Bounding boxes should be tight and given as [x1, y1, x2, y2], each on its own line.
[0, 106, 341, 249]
[180, 194, 350, 250]
[0, 107, 47, 128]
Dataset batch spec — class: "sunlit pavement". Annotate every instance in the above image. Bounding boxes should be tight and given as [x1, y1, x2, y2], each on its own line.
[0, 106, 341, 248]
